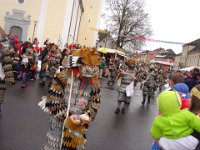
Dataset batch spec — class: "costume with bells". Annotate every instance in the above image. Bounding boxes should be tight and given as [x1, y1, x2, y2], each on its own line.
[115, 59, 135, 114]
[38, 48, 101, 150]
[39, 45, 61, 87]
[0, 37, 15, 111]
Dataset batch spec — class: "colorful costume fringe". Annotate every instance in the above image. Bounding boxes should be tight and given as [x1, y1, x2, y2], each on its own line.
[39, 48, 101, 150]
[1, 40, 14, 83]
[0, 38, 14, 106]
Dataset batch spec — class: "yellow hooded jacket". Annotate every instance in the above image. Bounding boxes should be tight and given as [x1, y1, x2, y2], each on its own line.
[150, 91, 200, 140]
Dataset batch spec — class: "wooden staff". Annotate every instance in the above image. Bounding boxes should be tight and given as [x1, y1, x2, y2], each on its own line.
[60, 70, 74, 149]
[66, 70, 74, 117]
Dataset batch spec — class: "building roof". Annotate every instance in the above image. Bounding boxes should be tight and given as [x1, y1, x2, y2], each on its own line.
[188, 45, 200, 54]
[153, 49, 175, 59]
[147, 51, 156, 55]
[166, 49, 176, 55]
[185, 38, 200, 54]
[98, 32, 118, 49]
[150, 60, 174, 66]
[176, 53, 182, 56]
[153, 48, 165, 53]
[182, 38, 200, 55]
[98, 32, 110, 42]
[155, 55, 167, 58]
[184, 38, 200, 46]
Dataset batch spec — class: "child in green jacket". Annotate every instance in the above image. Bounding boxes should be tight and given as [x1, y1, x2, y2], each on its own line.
[150, 91, 200, 149]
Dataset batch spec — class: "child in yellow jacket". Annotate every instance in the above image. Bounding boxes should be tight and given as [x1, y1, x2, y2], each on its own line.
[150, 91, 200, 149]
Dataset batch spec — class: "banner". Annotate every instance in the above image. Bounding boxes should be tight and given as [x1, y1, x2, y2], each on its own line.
[133, 37, 186, 45]
[90, 28, 107, 34]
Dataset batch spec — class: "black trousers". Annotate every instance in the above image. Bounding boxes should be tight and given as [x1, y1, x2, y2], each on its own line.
[142, 95, 151, 104]
[192, 130, 200, 141]
[192, 130, 200, 150]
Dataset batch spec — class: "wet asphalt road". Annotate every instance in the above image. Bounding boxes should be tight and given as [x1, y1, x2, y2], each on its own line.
[0, 79, 158, 150]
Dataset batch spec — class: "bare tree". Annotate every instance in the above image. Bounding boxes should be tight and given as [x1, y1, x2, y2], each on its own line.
[105, 0, 152, 50]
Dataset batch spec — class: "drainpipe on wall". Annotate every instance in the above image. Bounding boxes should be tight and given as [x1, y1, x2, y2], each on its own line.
[76, 0, 84, 44]
[67, 0, 75, 43]
[73, 4, 80, 44]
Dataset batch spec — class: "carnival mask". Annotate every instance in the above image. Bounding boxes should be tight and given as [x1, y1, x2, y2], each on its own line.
[80, 65, 99, 77]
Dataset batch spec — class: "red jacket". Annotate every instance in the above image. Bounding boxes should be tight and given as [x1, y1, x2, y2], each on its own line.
[180, 97, 190, 110]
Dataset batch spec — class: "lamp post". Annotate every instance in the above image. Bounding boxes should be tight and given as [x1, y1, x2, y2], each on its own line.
[32, 20, 38, 42]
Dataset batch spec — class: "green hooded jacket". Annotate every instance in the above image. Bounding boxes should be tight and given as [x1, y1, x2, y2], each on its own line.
[150, 91, 200, 140]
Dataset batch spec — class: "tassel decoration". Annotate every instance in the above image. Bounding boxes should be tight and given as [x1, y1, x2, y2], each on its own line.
[61, 118, 86, 149]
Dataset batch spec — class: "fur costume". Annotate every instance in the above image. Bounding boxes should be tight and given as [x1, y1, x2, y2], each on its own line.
[0, 37, 14, 107]
[39, 48, 101, 150]
[39, 45, 61, 87]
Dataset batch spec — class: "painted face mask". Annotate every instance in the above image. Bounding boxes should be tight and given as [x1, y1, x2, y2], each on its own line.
[80, 65, 99, 77]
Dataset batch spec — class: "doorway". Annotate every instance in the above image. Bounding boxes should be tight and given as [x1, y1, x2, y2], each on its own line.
[10, 26, 23, 41]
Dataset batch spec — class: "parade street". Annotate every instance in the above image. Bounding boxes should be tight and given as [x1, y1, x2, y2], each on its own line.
[0, 79, 157, 150]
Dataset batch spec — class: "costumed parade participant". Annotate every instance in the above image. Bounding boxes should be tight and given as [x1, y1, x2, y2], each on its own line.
[12, 52, 21, 80]
[39, 43, 51, 87]
[115, 59, 135, 114]
[0, 34, 15, 112]
[9, 35, 22, 54]
[32, 38, 42, 68]
[107, 63, 117, 86]
[39, 44, 61, 87]
[38, 47, 101, 150]
[47, 45, 61, 87]
[141, 66, 157, 105]
[20, 52, 29, 88]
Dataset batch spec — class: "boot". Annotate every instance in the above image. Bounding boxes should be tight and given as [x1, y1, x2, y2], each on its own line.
[115, 108, 120, 114]
[21, 84, 27, 88]
[121, 108, 126, 114]
[48, 82, 52, 88]
[39, 81, 45, 87]
[147, 96, 151, 104]
[142, 96, 146, 105]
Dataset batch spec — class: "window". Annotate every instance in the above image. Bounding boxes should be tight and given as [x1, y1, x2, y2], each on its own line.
[89, 19, 90, 23]
[85, 37, 87, 41]
[18, 0, 24, 4]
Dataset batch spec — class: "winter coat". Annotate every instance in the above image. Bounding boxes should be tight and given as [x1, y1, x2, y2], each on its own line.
[143, 74, 156, 96]
[185, 77, 198, 91]
[150, 91, 200, 140]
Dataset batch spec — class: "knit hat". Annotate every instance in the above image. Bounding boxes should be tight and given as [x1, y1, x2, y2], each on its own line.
[190, 87, 200, 100]
[173, 83, 190, 99]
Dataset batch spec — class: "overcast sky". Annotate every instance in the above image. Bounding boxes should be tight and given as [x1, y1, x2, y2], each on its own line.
[100, 0, 200, 54]
[144, 0, 200, 54]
